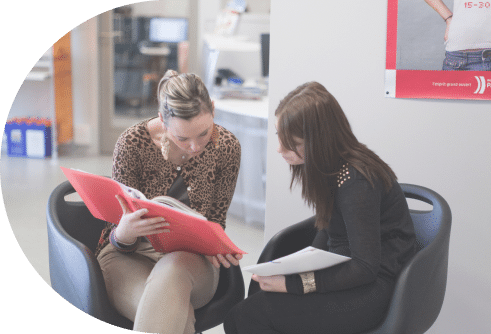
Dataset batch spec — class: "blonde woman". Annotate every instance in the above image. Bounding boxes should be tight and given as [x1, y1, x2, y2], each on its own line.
[95, 70, 242, 334]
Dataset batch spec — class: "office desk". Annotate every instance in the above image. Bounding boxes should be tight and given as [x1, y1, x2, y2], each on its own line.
[214, 97, 268, 119]
[213, 97, 269, 227]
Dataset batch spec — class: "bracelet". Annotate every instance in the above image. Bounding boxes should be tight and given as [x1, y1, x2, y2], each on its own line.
[444, 14, 453, 22]
[113, 229, 137, 245]
[299, 272, 316, 294]
[110, 229, 138, 252]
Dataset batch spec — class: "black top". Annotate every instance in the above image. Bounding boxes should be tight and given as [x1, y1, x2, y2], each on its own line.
[166, 173, 191, 207]
[285, 164, 416, 294]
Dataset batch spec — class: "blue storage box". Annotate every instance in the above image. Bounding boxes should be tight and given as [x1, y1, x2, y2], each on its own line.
[5, 117, 52, 158]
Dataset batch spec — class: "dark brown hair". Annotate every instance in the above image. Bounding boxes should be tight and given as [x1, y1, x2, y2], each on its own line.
[275, 82, 397, 229]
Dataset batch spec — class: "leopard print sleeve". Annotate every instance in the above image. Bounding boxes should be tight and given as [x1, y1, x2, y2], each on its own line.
[207, 130, 241, 229]
[112, 128, 144, 189]
[95, 127, 144, 257]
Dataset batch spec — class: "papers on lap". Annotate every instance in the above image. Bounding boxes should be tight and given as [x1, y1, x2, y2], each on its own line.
[60, 167, 245, 256]
[242, 246, 350, 276]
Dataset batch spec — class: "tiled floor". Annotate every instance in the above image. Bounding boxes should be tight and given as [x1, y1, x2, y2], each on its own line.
[1, 150, 265, 334]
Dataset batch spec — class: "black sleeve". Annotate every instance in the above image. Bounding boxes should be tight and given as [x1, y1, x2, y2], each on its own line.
[285, 228, 329, 294]
[311, 229, 329, 250]
[285, 273, 304, 295]
[312, 177, 383, 293]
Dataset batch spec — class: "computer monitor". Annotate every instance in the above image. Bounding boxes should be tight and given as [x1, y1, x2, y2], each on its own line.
[261, 33, 270, 78]
[149, 17, 188, 44]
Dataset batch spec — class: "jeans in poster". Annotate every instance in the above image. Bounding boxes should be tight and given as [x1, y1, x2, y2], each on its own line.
[442, 49, 491, 71]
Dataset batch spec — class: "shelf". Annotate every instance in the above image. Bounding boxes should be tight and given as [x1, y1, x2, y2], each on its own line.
[26, 70, 51, 81]
[139, 45, 171, 56]
[202, 34, 261, 91]
[203, 34, 260, 52]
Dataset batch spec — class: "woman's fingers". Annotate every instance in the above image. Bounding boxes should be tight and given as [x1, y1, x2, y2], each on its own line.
[206, 255, 220, 268]
[216, 254, 231, 268]
[207, 254, 242, 268]
[130, 208, 150, 219]
[225, 253, 240, 266]
[139, 217, 170, 233]
[140, 216, 167, 225]
[146, 228, 170, 235]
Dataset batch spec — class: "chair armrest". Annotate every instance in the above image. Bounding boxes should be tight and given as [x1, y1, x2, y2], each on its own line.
[258, 216, 317, 263]
[195, 265, 245, 332]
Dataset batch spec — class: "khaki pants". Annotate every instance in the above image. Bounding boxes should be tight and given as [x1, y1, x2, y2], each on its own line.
[97, 242, 219, 334]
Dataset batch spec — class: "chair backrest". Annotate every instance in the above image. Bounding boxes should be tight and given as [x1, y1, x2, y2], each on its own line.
[48, 180, 107, 252]
[366, 183, 452, 334]
[47, 180, 137, 329]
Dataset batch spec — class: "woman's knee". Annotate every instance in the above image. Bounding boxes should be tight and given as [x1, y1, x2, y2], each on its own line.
[224, 292, 270, 333]
[149, 252, 206, 285]
[223, 303, 239, 334]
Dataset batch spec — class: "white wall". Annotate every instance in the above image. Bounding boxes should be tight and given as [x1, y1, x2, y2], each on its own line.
[265, 0, 491, 332]
[71, 17, 100, 153]
[130, 0, 189, 17]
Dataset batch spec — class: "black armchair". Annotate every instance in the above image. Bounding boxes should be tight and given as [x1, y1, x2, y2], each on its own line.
[47, 180, 245, 333]
[248, 184, 451, 334]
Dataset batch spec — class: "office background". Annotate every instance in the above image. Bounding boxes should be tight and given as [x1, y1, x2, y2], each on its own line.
[3, 1, 268, 333]
[2, 0, 491, 333]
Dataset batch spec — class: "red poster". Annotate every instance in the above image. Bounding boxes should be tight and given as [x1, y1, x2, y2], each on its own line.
[385, 0, 491, 100]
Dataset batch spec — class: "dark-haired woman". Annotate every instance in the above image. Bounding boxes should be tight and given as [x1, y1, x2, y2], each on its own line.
[224, 82, 416, 334]
[95, 70, 242, 334]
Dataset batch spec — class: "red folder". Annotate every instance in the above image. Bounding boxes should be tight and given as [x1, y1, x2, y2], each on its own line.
[60, 167, 245, 255]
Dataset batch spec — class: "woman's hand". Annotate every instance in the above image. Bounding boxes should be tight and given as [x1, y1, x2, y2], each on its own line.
[206, 253, 243, 269]
[114, 195, 170, 244]
[251, 274, 287, 293]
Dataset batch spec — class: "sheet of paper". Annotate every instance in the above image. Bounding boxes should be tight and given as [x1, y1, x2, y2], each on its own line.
[243, 246, 351, 276]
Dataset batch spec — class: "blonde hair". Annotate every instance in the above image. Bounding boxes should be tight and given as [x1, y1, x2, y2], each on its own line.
[157, 70, 213, 125]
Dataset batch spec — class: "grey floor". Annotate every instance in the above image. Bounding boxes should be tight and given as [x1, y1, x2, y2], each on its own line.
[1, 149, 264, 334]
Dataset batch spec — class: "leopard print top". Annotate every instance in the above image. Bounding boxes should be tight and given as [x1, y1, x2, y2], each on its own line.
[94, 118, 241, 257]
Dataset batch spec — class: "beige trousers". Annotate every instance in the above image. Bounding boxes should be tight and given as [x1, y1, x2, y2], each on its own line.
[97, 242, 220, 334]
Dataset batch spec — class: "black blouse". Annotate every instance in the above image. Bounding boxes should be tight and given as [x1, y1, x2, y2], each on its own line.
[166, 173, 190, 207]
[285, 164, 416, 294]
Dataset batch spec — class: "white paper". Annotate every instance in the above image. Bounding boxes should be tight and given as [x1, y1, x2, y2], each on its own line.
[26, 129, 46, 158]
[243, 246, 351, 276]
